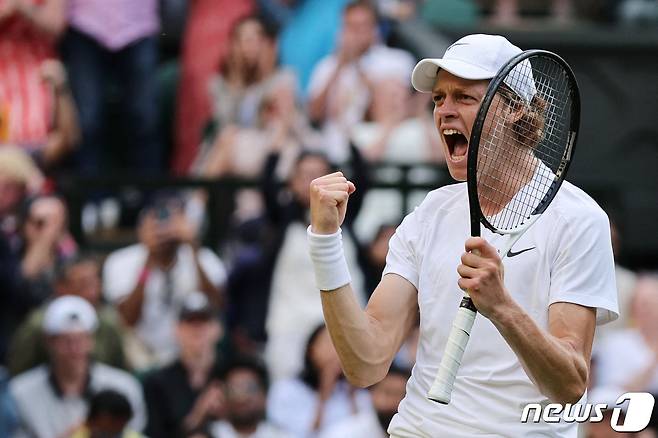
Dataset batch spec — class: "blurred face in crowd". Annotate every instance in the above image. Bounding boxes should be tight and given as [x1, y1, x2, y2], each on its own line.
[290, 155, 331, 208]
[0, 175, 25, 218]
[56, 260, 102, 306]
[342, 5, 377, 57]
[370, 78, 411, 123]
[139, 198, 188, 258]
[260, 80, 297, 128]
[432, 70, 488, 181]
[176, 316, 222, 360]
[370, 371, 408, 430]
[47, 331, 94, 370]
[231, 18, 268, 69]
[24, 196, 67, 243]
[225, 368, 266, 429]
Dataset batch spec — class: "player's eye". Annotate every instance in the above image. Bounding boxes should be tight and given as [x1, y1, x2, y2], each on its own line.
[432, 94, 444, 104]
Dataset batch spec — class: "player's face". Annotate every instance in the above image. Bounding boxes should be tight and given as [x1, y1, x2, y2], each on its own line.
[432, 70, 488, 181]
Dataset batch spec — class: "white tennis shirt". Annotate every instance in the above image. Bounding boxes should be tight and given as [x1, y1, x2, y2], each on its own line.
[383, 181, 618, 437]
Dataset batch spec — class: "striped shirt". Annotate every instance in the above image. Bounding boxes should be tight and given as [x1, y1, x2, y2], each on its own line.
[0, 0, 55, 148]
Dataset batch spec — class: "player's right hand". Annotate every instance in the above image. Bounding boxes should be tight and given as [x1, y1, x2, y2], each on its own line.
[309, 172, 356, 235]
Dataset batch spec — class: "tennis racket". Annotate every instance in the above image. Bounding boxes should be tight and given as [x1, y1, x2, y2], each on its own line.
[427, 50, 581, 404]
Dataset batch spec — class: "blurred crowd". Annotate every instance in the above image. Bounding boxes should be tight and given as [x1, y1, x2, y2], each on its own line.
[1, 0, 657, 437]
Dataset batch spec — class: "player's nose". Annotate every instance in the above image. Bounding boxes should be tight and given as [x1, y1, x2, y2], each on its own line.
[435, 97, 459, 120]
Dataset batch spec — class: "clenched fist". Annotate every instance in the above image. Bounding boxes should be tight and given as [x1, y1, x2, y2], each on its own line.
[309, 172, 356, 234]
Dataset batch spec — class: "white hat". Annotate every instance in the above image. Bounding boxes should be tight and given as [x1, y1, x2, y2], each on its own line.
[43, 295, 98, 335]
[411, 34, 536, 102]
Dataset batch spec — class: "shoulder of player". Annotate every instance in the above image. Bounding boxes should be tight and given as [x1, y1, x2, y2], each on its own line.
[549, 181, 610, 227]
[415, 183, 466, 217]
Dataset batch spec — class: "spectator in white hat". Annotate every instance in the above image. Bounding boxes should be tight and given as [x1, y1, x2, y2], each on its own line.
[8, 296, 146, 438]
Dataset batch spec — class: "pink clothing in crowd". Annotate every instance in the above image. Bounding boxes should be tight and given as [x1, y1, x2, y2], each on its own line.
[67, 0, 159, 51]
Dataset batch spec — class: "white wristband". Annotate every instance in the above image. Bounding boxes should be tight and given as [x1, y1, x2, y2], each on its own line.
[307, 226, 352, 291]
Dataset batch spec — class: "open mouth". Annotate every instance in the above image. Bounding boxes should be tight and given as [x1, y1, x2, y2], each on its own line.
[442, 129, 469, 161]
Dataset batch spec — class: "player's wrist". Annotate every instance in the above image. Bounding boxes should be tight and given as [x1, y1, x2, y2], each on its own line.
[488, 295, 521, 327]
[310, 223, 339, 235]
[307, 226, 351, 291]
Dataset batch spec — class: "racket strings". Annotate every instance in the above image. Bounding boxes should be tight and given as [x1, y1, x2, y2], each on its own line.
[477, 56, 574, 231]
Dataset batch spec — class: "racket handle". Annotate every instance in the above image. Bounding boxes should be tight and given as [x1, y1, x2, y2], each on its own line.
[427, 298, 477, 404]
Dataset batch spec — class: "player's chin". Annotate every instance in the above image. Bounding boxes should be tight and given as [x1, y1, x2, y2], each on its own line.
[446, 162, 467, 182]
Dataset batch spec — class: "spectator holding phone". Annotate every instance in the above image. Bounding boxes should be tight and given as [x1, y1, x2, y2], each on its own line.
[103, 193, 227, 370]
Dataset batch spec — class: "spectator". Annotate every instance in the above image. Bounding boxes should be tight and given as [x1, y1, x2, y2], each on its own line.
[0, 148, 43, 361]
[70, 389, 146, 438]
[350, 70, 440, 241]
[9, 296, 145, 438]
[60, 0, 162, 173]
[7, 254, 126, 375]
[307, 0, 414, 162]
[0, 1, 79, 168]
[17, 194, 78, 312]
[350, 76, 441, 165]
[210, 357, 291, 438]
[267, 325, 372, 437]
[0, 147, 43, 238]
[592, 275, 658, 400]
[194, 73, 323, 226]
[198, 73, 320, 182]
[144, 292, 226, 438]
[262, 150, 367, 380]
[103, 193, 227, 369]
[172, 0, 255, 174]
[206, 15, 295, 141]
[318, 364, 410, 438]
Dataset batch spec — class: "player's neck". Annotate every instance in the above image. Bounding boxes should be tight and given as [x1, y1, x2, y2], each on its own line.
[479, 155, 538, 216]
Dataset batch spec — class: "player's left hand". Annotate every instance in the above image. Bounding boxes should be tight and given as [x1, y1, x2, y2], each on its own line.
[457, 237, 513, 320]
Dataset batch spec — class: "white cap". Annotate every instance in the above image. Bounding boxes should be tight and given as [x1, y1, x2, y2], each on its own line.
[411, 34, 536, 102]
[43, 295, 98, 335]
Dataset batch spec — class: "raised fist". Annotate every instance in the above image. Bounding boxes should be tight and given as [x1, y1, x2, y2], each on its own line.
[309, 172, 356, 235]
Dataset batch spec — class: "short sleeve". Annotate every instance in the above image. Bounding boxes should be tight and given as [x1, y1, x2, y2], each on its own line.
[549, 209, 619, 325]
[197, 248, 227, 287]
[382, 209, 421, 290]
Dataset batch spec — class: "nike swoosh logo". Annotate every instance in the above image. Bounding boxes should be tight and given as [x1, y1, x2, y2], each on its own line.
[507, 247, 536, 258]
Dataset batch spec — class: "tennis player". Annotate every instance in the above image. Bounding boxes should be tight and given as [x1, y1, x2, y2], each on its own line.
[307, 34, 618, 437]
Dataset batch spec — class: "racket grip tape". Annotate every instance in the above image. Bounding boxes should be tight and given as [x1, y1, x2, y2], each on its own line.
[427, 299, 477, 404]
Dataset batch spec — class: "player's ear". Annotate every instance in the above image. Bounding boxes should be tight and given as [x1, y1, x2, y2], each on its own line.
[504, 100, 525, 125]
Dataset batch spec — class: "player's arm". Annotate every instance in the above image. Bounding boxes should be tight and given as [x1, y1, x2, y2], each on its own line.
[459, 237, 595, 404]
[309, 173, 418, 387]
[321, 274, 418, 387]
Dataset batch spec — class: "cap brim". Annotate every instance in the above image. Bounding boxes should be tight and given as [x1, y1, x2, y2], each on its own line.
[411, 58, 496, 93]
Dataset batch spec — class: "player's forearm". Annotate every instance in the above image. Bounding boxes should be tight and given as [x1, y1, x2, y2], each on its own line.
[321, 285, 394, 387]
[491, 301, 588, 404]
